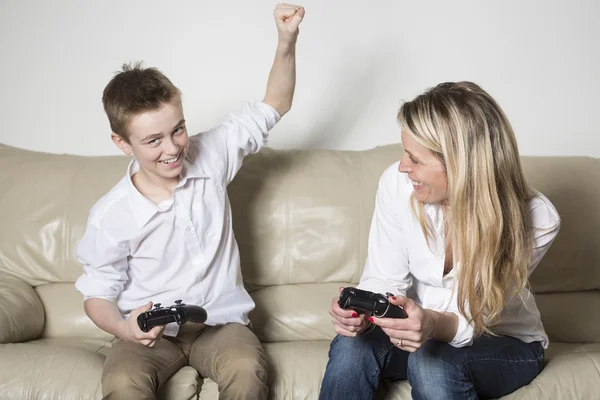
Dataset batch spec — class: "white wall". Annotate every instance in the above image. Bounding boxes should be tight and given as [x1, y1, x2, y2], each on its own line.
[1, 0, 598, 157]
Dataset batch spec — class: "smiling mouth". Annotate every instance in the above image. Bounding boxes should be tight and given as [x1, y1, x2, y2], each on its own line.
[160, 152, 181, 165]
[411, 180, 422, 187]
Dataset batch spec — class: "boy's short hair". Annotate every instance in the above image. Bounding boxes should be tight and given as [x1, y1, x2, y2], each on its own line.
[102, 61, 181, 142]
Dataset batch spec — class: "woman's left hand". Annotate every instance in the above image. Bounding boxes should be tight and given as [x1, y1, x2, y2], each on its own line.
[368, 295, 437, 352]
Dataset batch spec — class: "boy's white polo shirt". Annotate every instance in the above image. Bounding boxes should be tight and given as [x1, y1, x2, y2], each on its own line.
[75, 101, 280, 332]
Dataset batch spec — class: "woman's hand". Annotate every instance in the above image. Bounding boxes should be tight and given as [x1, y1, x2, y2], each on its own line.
[368, 295, 437, 352]
[329, 287, 371, 336]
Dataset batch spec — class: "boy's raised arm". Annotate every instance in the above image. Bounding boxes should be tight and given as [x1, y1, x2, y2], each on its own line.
[262, 4, 305, 117]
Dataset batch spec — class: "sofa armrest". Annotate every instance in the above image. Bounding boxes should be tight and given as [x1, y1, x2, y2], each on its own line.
[0, 274, 45, 343]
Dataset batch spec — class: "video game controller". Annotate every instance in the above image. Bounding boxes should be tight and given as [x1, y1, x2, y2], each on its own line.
[338, 287, 408, 318]
[137, 300, 208, 332]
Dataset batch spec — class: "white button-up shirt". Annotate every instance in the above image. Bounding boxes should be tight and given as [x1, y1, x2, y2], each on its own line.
[75, 101, 280, 330]
[358, 162, 560, 348]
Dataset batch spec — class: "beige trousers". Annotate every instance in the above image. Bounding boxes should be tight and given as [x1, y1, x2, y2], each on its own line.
[102, 322, 268, 400]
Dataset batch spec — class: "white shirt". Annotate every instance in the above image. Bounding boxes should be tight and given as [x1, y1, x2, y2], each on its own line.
[357, 162, 560, 348]
[75, 101, 280, 331]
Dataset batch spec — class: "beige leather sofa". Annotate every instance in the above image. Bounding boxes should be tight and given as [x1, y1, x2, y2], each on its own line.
[1, 142, 599, 400]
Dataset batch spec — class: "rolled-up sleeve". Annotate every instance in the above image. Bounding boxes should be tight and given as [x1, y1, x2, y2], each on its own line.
[221, 101, 281, 183]
[357, 174, 412, 296]
[416, 279, 475, 347]
[426, 286, 475, 348]
[75, 223, 129, 302]
[451, 311, 476, 347]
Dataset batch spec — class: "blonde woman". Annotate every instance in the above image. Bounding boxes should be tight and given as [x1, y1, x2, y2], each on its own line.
[319, 82, 560, 400]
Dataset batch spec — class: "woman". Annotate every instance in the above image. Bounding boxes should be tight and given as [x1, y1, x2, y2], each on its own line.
[319, 82, 560, 400]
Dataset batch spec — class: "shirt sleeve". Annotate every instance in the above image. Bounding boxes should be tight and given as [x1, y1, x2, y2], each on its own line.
[74, 222, 130, 303]
[357, 172, 413, 296]
[425, 286, 476, 348]
[528, 194, 561, 276]
[219, 101, 281, 184]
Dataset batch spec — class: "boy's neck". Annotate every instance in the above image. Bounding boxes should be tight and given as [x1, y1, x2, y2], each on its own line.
[132, 169, 181, 205]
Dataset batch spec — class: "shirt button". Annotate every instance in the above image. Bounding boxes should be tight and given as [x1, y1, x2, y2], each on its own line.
[175, 201, 179, 206]
[186, 227, 192, 232]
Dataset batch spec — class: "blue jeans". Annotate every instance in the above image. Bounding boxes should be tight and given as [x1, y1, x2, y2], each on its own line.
[319, 326, 544, 400]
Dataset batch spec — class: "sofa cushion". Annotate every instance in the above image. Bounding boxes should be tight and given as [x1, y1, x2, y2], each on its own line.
[1, 337, 598, 400]
[199, 341, 332, 400]
[0, 338, 106, 399]
[379, 341, 600, 400]
[264, 341, 600, 400]
[1, 143, 600, 294]
[0, 338, 199, 400]
[495, 343, 600, 400]
[35, 283, 113, 340]
[519, 156, 600, 293]
[249, 283, 339, 342]
[36, 280, 600, 348]
[0, 274, 45, 343]
[227, 146, 600, 294]
[535, 291, 600, 343]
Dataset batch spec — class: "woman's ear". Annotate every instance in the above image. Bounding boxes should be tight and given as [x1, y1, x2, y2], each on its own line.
[111, 133, 132, 155]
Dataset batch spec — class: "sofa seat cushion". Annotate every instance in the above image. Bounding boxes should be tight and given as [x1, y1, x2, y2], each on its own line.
[0, 338, 199, 400]
[199, 340, 331, 400]
[202, 341, 600, 399]
[504, 342, 600, 399]
[378, 342, 600, 400]
[199, 341, 600, 400]
[2, 338, 597, 400]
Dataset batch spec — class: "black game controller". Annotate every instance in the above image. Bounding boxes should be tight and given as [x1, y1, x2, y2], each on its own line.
[338, 287, 408, 319]
[137, 300, 208, 332]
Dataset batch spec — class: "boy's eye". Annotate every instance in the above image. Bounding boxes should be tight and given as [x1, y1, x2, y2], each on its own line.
[174, 126, 185, 134]
[148, 138, 160, 145]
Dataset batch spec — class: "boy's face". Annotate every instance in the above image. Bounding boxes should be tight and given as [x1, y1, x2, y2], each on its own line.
[112, 101, 189, 184]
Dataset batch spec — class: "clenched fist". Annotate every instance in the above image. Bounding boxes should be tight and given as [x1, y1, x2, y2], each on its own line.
[274, 3, 305, 45]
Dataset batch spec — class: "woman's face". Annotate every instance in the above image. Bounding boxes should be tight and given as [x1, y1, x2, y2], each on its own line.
[398, 130, 448, 205]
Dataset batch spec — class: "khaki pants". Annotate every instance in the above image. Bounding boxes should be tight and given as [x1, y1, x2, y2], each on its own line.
[102, 322, 267, 400]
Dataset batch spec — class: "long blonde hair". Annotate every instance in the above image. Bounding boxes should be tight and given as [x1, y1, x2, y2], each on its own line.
[397, 82, 533, 335]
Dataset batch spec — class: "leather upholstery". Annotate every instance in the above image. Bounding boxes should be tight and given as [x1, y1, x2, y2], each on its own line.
[1, 143, 598, 399]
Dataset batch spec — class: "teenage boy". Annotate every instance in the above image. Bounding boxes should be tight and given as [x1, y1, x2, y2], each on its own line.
[75, 4, 305, 399]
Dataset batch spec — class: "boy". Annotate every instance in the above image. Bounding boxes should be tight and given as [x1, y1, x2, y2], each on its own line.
[75, 4, 305, 399]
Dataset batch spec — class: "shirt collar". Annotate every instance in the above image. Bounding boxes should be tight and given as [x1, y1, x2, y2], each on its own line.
[180, 154, 208, 181]
[125, 156, 209, 228]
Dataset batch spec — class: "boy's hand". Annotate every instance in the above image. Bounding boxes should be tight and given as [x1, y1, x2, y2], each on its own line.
[273, 3, 305, 46]
[263, 3, 304, 116]
[122, 301, 165, 347]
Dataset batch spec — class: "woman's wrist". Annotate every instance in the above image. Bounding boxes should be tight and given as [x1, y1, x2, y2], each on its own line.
[424, 310, 458, 342]
[424, 309, 440, 339]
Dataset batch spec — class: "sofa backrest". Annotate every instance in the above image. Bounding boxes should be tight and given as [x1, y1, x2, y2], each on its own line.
[1, 143, 599, 343]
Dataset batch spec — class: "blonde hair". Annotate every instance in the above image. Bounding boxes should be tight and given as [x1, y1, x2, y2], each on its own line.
[397, 81, 533, 336]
